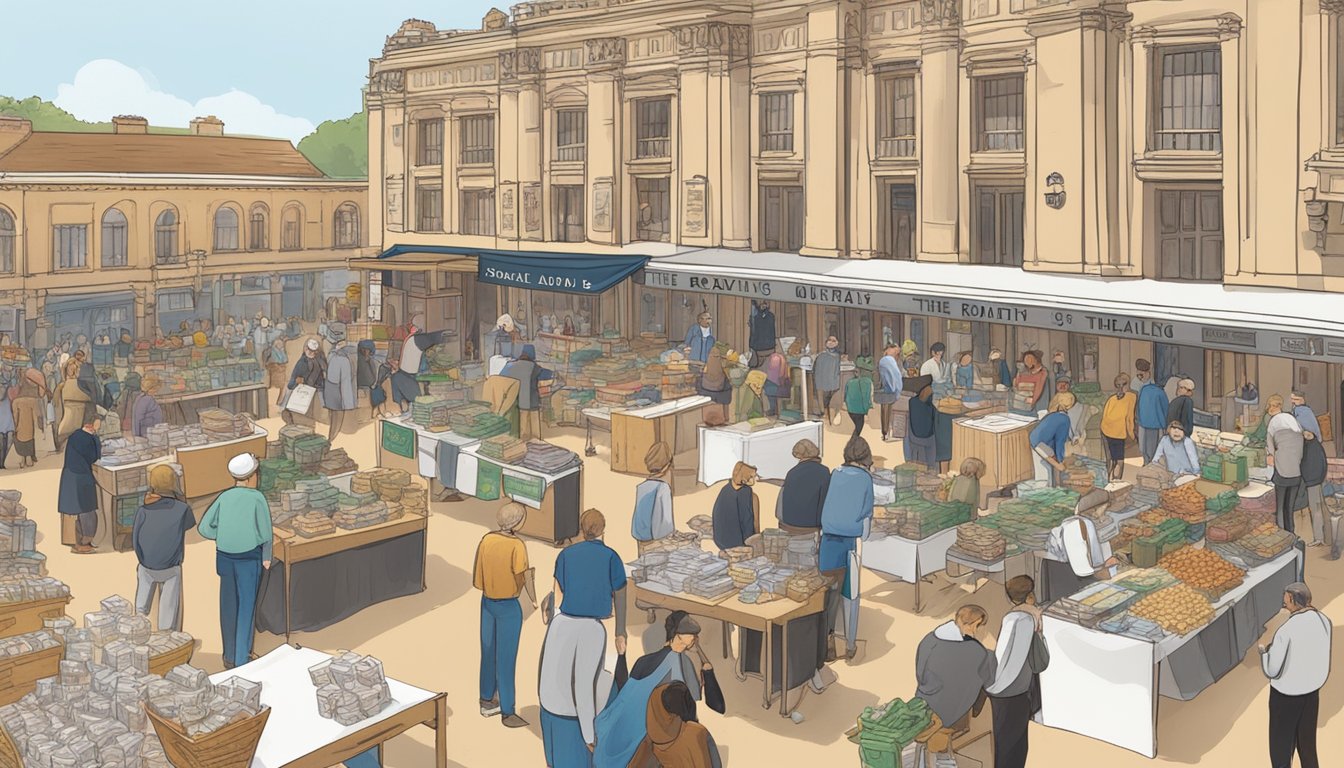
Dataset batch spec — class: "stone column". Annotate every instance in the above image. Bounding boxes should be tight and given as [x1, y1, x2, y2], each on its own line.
[801, 3, 848, 257]
[499, 48, 542, 244]
[673, 23, 751, 248]
[919, 1, 962, 262]
[585, 38, 626, 246]
[1025, 6, 1131, 274]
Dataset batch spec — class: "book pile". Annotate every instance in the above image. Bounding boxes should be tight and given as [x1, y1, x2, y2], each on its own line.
[292, 513, 338, 538]
[321, 447, 358, 475]
[149, 664, 264, 737]
[411, 396, 455, 430]
[785, 569, 827, 601]
[288, 433, 332, 468]
[518, 440, 580, 474]
[480, 435, 528, 464]
[0, 629, 60, 658]
[685, 572, 735, 600]
[0, 575, 68, 603]
[309, 651, 391, 726]
[1061, 456, 1096, 494]
[197, 407, 252, 441]
[953, 523, 1006, 562]
[297, 477, 340, 515]
[452, 411, 510, 439]
[756, 566, 798, 597]
[783, 534, 818, 569]
[728, 556, 775, 588]
[897, 500, 974, 540]
[332, 501, 391, 530]
[99, 436, 164, 465]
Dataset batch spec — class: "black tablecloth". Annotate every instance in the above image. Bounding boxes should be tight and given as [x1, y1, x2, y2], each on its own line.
[740, 611, 827, 693]
[255, 529, 426, 634]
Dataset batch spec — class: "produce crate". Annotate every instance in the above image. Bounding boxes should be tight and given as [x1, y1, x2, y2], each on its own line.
[147, 705, 270, 768]
[148, 638, 196, 678]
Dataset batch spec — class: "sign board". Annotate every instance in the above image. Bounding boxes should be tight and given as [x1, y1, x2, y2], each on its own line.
[638, 267, 1344, 363]
[380, 420, 416, 460]
[477, 252, 648, 295]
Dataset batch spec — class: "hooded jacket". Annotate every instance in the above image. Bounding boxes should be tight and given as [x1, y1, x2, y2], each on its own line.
[629, 684, 722, 768]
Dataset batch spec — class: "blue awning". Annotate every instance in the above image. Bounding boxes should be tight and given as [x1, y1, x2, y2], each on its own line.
[377, 244, 649, 295]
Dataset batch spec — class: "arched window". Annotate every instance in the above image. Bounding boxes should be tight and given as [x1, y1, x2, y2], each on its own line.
[101, 208, 128, 268]
[281, 204, 303, 250]
[213, 206, 239, 251]
[154, 209, 178, 263]
[333, 202, 360, 248]
[0, 208, 13, 273]
[248, 203, 268, 250]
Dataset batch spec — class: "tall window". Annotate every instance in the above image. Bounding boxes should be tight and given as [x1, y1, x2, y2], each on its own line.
[53, 224, 87, 270]
[552, 185, 584, 242]
[972, 185, 1025, 266]
[416, 186, 443, 232]
[154, 209, 178, 263]
[880, 183, 916, 260]
[460, 115, 495, 165]
[461, 190, 496, 236]
[417, 118, 444, 166]
[213, 207, 240, 251]
[760, 185, 804, 252]
[334, 202, 361, 247]
[975, 74, 1025, 151]
[281, 205, 303, 250]
[759, 92, 794, 152]
[100, 208, 128, 268]
[877, 75, 917, 157]
[636, 98, 671, 158]
[635, 178, 671, 242]
[555, 109, 587, 162]
[248, 204, 268, 250]
[1153, 48, 1222, 151]
[0, 208, 13, 273]
[1156, 187, 1224, 281]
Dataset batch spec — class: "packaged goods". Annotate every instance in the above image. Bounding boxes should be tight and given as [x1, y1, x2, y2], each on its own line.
[1047, 582, 1138, 625]
[1160, 483, 1207, 522]
[953, 523, 1005, 561]
[1239, 525, 1296, 559]
[1113, 567, 1178, 594]
[1128, 583, 1215, 636]
[308, 651, 390, 725]
[1158, 547, 1244, 596]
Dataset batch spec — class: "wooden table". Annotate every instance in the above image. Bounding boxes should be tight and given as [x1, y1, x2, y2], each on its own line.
[609, 396, 710, 474]
[952, 412, 1037, 505]
[462, 446, 582, 546]
[157, 382, 270, 424]
[0, 596, 71, 639]
[92, 454, 165, 551]
[174, 426, 269, 498]
[632, 582, 826, 716]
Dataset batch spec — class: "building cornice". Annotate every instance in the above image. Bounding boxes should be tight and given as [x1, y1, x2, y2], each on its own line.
[0, 174, 367, 190]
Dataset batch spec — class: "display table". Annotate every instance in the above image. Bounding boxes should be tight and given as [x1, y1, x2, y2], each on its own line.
[92, 454, 164, 552]
[632, 581, 826, 717]
[256, 473, 428, 642]
[375, 416, 482, 493]
[862, 528, 959, 611]
[175, 425, 270, 498]
[697, 420, 824, 486]
[159, 383, 269, 424]
[1039, 549, 1300, 757]
[952, 412, 1036, 505]
[610, 396, 710, 474]
[460, 445, 582, 545]
[213, 645, 447, 768]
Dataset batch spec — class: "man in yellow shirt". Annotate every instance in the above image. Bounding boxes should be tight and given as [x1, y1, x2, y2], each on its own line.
[1100, 373, 1138, 481]
[473, 502, 537, 729]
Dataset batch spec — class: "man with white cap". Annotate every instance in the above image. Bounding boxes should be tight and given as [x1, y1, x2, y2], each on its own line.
[198, 452, 273, 669]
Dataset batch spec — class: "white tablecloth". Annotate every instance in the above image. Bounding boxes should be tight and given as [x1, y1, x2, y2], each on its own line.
[861, 528, 959, 584]
[213, 645, 437, 768]
[697, 421, 824, 486]
[1039, 548, 1300, 757]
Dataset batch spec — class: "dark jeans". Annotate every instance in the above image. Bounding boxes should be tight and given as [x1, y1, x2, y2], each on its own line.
[990, 692, 1031, 768]
[1275, 480, 1302, 535]
[217, 547, 263, 668]
[76, 511, 98, 542]
[0, 431, 10, 467]
[1269, 688, 1318, 768]
[848, 412, 865, 437]
[479, 597, 523, 716]
[818, 389, 837, 415]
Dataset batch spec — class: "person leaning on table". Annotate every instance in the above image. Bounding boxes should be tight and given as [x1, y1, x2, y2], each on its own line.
[197, 452, 273, 670]
[1259, 582, 1331, 768]
[1038, 489, 1120, 604]
[1028, 393, 1075, 487]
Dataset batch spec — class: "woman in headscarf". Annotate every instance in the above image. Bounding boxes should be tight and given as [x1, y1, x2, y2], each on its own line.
[54, 359, 92, 452]
[762, 350, 790, 417]
[12, 369, 47, 468]
[695, 344, 732, 425]
[593, 611, 720, 768]
[629, 681, 723, 768]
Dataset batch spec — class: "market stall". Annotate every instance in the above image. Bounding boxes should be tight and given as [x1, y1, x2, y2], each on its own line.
[861, 529, 959, 611]
[255, 471, 429, 641]
[697, 420, 824, 486]
[210, 644, 447, 768]
[174, 424, 269, 498]
[951, 412, 1036, 505]
[609, 395, 710, 474]
[91, 454, 162, 552]
[1039, 548, 1300, 757]
[158, 383, 270, 425]
[375, 414, 483, 495]
[460, 443, 582, 545]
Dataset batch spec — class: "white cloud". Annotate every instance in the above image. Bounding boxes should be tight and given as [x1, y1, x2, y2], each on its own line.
[54, 59, 315, 143]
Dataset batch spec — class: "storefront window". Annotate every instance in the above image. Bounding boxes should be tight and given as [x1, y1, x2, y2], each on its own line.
[667, 292, 715, 345]
[779, 302, 806, 346]
[638, 288, 668, 335]
[529, 290, 599, 337]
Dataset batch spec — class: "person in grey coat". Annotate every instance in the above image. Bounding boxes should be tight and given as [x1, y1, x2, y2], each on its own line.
[915, 605, 997, 731]
[813, 336, 842, 422]
[133, 464, 196, 631]
[323, 323, 356, 442]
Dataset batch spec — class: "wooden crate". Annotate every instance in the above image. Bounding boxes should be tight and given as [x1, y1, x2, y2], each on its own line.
[148, 705, 270, 768]
[148, 639, 196, 678]
[0, 597, 71, 640]
[0, 719, 19, 768]
[0, 644, 63, 707]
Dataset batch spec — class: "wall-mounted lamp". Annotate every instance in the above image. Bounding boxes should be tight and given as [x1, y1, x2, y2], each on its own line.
[1044, 172, 1066, 210]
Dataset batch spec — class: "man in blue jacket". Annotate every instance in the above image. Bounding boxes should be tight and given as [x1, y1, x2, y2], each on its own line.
[1136, 373, 1170, 464]
[1030, 394, 1074, 486]
[681, 312, 715, 365]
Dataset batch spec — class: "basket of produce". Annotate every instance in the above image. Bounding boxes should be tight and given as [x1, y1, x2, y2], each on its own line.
[1158, 546, 1245, 600]
[1128, 583, 1215, 636]
[1047, 582, 1139, 626]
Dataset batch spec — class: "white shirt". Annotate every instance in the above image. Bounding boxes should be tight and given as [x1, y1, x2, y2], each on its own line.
[1044, 516, 1112, 578]
[921, 358, 951, 385]
[1262, 609, 1332, 695]
[986, 610, 1037, 696]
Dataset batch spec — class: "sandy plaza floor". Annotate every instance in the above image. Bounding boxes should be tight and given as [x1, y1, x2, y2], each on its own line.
[2, 409, 1340, 768]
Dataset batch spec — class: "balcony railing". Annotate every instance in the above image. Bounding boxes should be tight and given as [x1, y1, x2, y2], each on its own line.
[877, 137, 916, 158]
[636, 137, 669, 159]
[555, 145, 586, 162]
[460, 147, 494, 165]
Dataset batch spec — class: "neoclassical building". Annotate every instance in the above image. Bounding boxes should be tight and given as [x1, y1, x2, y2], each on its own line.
[0, 115, 370, 346]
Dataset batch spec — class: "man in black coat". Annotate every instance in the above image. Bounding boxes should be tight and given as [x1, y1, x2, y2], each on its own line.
[748, 300, 776, 369]
[58, 408, 103, 554]
[1167, 377, 1195, 438]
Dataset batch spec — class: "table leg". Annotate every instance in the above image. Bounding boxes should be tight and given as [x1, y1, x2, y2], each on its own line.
[434, 694, 448, 768]
[284, 543, 293, 644]
[779, 618, 789, 716]
[913, 546, 922, 613]
[762, 620, 773, 710]
[721, 620, 730, 660]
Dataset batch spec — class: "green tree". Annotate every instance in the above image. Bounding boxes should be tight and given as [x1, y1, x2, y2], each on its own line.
[297, 110, 367, 179]
[0, 95, 188, 134]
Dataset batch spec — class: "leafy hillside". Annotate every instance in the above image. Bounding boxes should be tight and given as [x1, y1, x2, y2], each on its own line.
[0, 96, 188, 134]
[297, 110, 368, 179]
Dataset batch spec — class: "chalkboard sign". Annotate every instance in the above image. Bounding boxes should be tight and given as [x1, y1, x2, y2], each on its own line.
[381, 421, 415, 459]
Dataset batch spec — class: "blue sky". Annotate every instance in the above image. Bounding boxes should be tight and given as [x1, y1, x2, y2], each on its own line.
[0, 0, 502, 141]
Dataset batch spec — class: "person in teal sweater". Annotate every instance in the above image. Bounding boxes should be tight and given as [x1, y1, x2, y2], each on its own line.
[845, 357, 875, 438]
[198, 452, 273, 669]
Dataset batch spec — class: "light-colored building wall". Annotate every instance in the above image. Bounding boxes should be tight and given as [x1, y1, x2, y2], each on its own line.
[366, 0, 1344, 292]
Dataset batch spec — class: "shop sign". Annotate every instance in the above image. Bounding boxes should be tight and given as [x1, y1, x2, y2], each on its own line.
[381, 421, 415, 459]
[683, 177, 707, 237]
[639, 266, 1344, 362]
